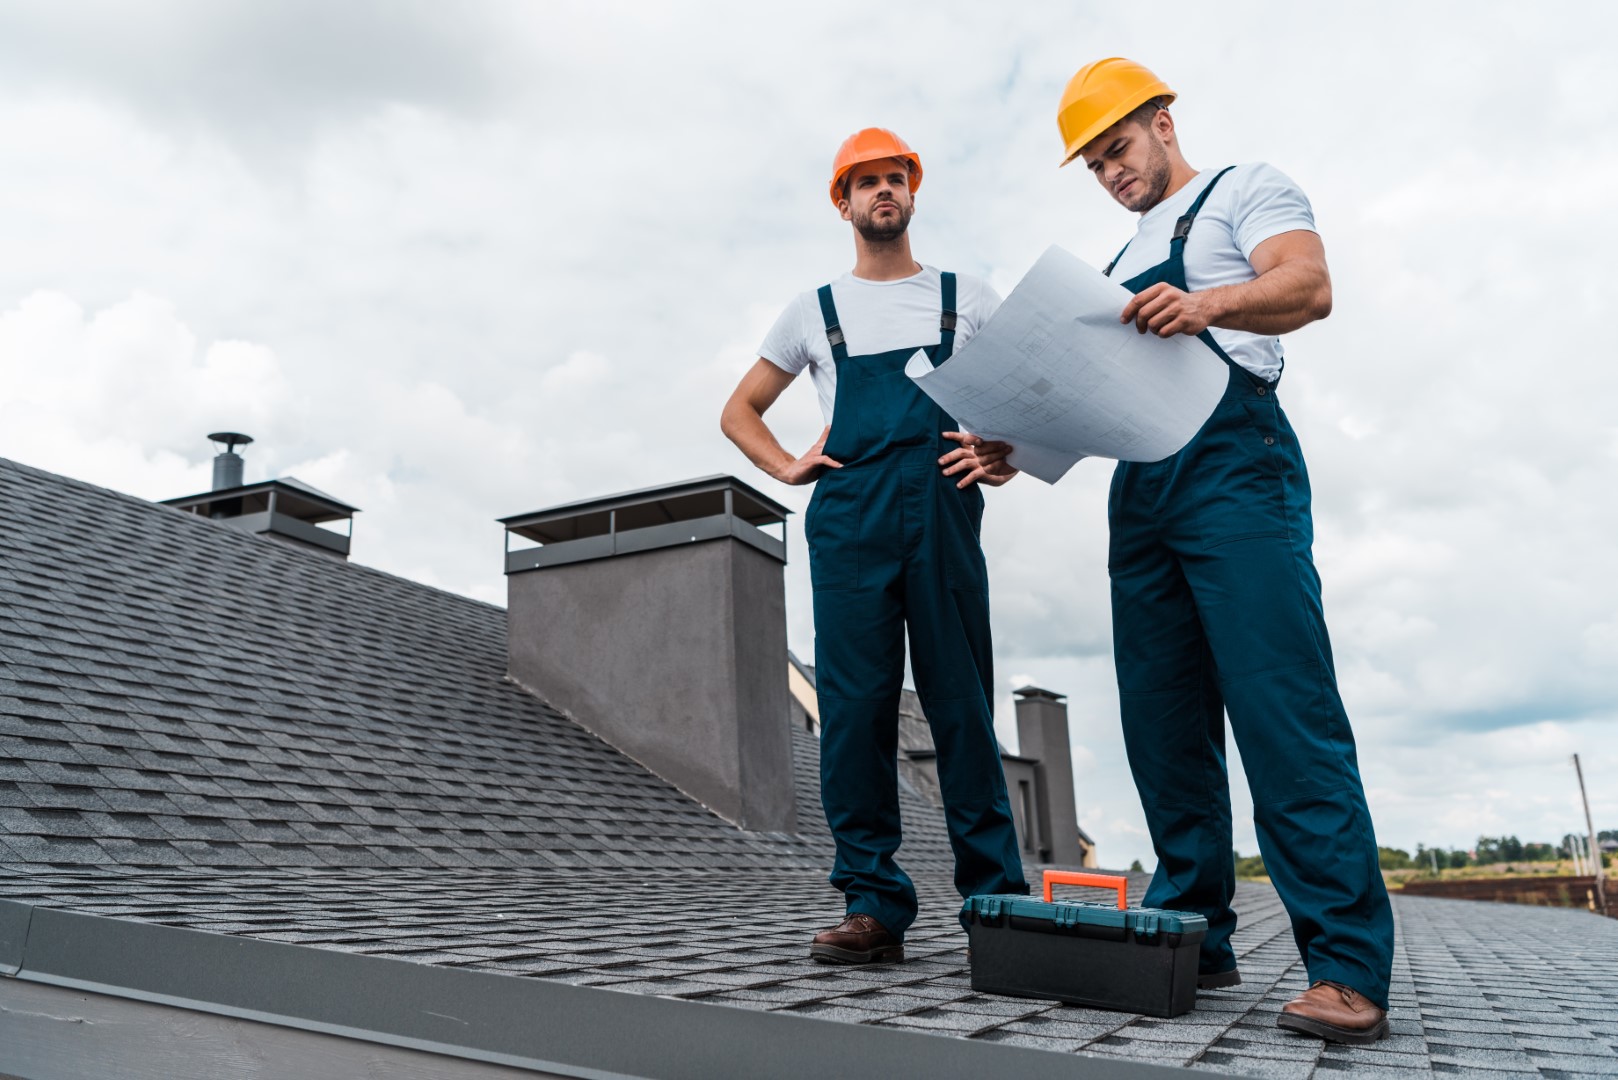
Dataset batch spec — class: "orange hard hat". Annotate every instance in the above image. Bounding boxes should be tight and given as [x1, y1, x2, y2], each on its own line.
[1056, 57, 1176, 167]
[828, 128, 923, 207]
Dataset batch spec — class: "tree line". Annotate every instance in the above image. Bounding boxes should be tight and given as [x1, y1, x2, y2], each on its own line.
[1379, 831, 1615, 871]
[1230, 831, 1615, 880]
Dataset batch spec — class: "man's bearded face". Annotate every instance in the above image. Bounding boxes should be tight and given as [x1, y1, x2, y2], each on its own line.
[842, 159, 915, 242]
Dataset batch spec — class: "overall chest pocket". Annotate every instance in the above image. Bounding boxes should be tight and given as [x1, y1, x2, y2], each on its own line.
[847, 369, 938, 453]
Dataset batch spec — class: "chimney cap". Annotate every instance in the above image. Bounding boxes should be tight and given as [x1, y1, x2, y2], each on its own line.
[501, 474, 789, 537]
[501, 474, 791, 573]
[208, 432, 254, 453]
[161, 476, 360, 522]
[1014, 686, 1067, 702]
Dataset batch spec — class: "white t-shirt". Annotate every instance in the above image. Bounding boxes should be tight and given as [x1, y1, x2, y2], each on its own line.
[1107, 163, 1316, 382]
[759, 265, 1002, 423]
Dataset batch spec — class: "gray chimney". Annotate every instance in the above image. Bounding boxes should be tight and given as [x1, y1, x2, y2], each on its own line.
[1015, 686, 1085, 866]
[500, 476, 796, 833]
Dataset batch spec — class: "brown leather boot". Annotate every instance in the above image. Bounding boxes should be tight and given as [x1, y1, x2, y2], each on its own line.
[809, 913, 904, 965]
[1278, 980, 1389, 1044]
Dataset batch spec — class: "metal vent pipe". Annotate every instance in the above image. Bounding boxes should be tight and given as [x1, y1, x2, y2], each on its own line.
[212, 452, 244, 491]
[208, 432, 253, 491]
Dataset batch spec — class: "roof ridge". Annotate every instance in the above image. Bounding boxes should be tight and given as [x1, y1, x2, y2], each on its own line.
[0, 455, 505, 618]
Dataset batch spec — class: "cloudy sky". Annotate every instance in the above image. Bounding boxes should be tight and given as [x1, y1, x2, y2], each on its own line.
[1, 1, 1613, 870]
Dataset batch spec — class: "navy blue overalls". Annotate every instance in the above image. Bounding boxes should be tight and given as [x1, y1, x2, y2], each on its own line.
[1105, 169, 1394, 1005]
[806, 272, 1028, 939]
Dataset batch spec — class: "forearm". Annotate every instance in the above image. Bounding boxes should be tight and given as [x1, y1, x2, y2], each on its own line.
[1201, 258, 1332, 337]
[720, 399, 795, 482]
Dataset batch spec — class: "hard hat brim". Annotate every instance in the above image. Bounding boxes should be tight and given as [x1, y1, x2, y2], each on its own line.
[829, 153, 923, 207]
[1058, 88, 1176, 168]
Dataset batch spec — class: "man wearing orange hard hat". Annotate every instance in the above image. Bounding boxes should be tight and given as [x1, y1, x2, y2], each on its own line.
[1049, 58, 1395, 1043]
[721, 128, 1027, 964]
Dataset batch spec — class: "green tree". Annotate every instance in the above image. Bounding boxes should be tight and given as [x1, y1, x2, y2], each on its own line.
[1233, 850, 1268, 879]
[1475, 836, 1501, 864]
[1447, 849, 1470, 869]
[1500, 835, 1524, 862]
[1129, 859, 1144, 873]
[1378, 846, 1412, 870]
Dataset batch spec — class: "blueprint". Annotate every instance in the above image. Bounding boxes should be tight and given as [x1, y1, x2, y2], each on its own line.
[906, 245, 1229, 483]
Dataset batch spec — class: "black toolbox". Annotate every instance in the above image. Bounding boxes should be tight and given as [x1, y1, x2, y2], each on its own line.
[963, 871, 1208, 1018]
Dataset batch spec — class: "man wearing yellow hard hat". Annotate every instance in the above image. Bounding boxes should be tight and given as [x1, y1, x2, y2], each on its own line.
[1051, 58, 1395, 1043]
[721, 129, 1027, 964]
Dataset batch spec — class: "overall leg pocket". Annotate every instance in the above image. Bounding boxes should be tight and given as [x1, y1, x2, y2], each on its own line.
[1194, 394, 1290, 550]
[943, 485, 988, 592]
[805, 475, 860, 591]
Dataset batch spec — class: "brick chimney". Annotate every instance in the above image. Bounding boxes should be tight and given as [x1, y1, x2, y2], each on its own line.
[500, 476, 797, 833]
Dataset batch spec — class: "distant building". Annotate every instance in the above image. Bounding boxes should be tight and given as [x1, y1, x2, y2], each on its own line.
[788, 657, 1097, 869]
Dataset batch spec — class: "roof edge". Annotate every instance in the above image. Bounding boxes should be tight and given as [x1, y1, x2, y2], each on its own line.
[0, 899, 1189, 1080]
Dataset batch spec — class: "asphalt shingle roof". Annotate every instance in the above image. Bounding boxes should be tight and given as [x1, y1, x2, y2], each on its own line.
[0, 456, 952, 875]
[2, 864, 1614, 1076]
[3, 455, 1617, 1078]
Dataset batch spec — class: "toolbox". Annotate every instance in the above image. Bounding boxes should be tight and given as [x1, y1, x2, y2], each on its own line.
[963, 871, 1208, 1018]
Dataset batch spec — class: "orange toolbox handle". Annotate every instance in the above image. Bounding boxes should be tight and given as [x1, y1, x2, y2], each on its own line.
[1043, 870, 1128, 909]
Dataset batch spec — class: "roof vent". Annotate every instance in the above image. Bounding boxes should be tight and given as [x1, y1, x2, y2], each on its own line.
[161, 434, 359, 560]
[208, 431, 253, 492]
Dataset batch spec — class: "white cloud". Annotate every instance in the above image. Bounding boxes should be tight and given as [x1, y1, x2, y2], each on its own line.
[538, 351, 610, 397]
[0, 290, 290, 495]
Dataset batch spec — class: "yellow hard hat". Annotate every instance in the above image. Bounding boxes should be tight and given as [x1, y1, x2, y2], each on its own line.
[1056, 57, 1176, 167]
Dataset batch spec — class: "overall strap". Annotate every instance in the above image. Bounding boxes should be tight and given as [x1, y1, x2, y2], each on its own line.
[816, 284, 849, 364]
[937, 272, 958, 362]
[1179, 166, 1243, 373]
[1104, 165, 1238, 277]
[1103, 242, 1132, 278]
[1169, 165, 1238, 255]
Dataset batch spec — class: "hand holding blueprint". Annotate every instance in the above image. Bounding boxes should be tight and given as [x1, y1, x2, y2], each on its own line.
[905, 245, 1228, 483]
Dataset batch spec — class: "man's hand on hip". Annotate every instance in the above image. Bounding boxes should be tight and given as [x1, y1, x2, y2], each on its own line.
[940, 432, 1019, 488]
[774, 425, 843, 485]
[1120, 283, 1220, 338]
